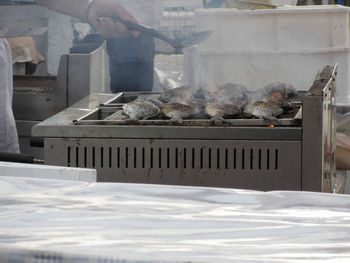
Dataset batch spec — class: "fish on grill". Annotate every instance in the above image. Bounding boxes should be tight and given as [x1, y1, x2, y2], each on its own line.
[122, 100, 161, 120]
[187, 98, 208, 118]
[248, 82, 296, 110]
[205, 103, 240, 121]
[262, 91, 293, 110]
[161, 103, 198, 123]
[243, 101, 284, 120]
[262, 82, 297, 98]
[192, 86, 213, 102]
[216, 83, 248, 96]
[136, 94, 165, 109]
[159, 86, 193, 104]
[212, 83, 249, 110]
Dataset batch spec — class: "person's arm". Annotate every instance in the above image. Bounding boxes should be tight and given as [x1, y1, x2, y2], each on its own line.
[34, 0, 139, 37]
[34, 0, 90, 21]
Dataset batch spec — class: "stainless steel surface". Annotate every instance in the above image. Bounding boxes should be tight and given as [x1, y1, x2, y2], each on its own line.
[33, 66, 337, 192]
[14, 42, 110, 158]
[302, 65, 337, 192]
[66, 41, 110, 106]
[13, 75, 64, 121]
[44, 138, 301, 190]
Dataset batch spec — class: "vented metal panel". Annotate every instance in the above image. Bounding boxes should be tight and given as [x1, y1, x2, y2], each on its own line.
[14, 86, 54, 94]
[12, 75, 65, 121]
[13, 76, 56, 94]
[45, 138, 301, 191]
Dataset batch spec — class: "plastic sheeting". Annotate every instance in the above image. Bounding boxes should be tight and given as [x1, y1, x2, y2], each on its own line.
[1, 176, 350, 262]
[0, 162, 96, 182]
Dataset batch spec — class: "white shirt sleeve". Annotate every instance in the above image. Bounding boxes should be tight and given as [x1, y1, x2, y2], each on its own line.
[0, 39, 20, 153]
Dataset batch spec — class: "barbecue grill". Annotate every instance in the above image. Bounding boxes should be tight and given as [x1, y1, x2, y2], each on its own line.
[32, 65, 336, 192]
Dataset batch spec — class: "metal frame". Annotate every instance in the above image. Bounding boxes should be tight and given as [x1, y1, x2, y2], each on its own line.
[302, 65, 337, 192]
[13, 42, 110, 158]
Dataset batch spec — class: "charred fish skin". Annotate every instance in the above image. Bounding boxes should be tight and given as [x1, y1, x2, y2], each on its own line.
[247, 82, 296, 111]
[192, 86, 213, 102]
[263, 82, 297, 98]
[213, 83, 249, 110]
[262, 82, 297, 109]
[161, 103, 197, 124]
[122, 100, 161, 120]
[243, 101, 284, 120]
[159, 86, 193, 104]
[262, 92, 293, 110]
[285, 84, 298, 98]
[144, 98, 164, 109]
[188, 98, 208, 119]
[136, 94, 165, 109]
[205, 103, 240, 119]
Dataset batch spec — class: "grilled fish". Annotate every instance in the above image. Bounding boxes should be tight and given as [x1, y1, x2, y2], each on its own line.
[122, 100, 161, 120]
[159, 86, 193, 104]
[205, 103, 240, 120]
[213, 83, 249, 110]
[243, 101, 284, 120]
[248, 82, 296, 110]
[262, 91, 293, 110]
[161, 103, 198, 123]
[136, 94, 165, 109]
[192, 85, 213, 102]
[188, 98, 208, 118]
[262, 82, 297, 98]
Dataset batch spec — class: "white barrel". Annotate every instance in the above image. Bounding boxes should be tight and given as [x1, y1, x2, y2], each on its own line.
[184, 47, 350, 104]
[195, 5, 350, 51]
[184, 5, 350, 104]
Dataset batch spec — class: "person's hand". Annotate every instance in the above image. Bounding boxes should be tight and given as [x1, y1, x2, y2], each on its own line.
[7, 37, 45, 65]
[87, 0, 139, 38]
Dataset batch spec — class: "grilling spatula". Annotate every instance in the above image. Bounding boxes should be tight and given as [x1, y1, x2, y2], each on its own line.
[99, 16, 212, 52]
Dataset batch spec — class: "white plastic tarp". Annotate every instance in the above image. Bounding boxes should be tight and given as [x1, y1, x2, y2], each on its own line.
[0, 176, 350, 262]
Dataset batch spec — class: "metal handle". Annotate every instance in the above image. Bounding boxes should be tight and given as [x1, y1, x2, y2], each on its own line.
[100, 16, 180, 48]
[0, 152, 34, 164]
[106, 16, 153, 33]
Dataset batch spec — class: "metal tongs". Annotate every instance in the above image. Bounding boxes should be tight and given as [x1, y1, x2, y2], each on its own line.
[101, 16, 213, 53]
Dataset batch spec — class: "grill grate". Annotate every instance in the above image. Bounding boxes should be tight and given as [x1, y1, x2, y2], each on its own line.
[14, 86, 54, 94]
[13, 76, 56, 94]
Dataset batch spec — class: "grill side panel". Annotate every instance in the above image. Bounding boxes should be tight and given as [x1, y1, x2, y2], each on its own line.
[45, 138, 301, 191]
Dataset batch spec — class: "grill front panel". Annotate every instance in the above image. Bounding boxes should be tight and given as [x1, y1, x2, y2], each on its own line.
[45, 138, 301, 191]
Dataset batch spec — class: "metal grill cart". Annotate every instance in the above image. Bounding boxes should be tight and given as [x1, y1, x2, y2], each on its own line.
[32, 65, 337, 192]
